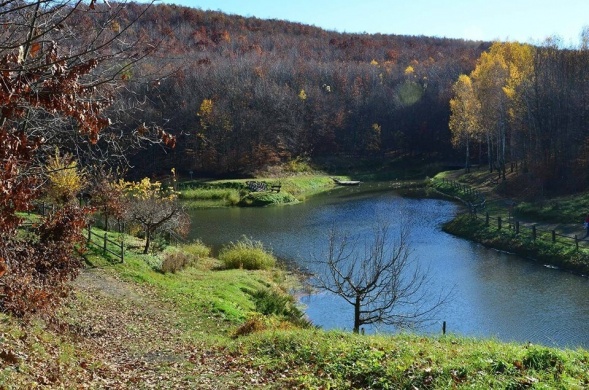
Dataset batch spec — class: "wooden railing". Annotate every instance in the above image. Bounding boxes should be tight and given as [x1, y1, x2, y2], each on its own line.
[86, 226, 124, 263]
[432, 178, 588, 251]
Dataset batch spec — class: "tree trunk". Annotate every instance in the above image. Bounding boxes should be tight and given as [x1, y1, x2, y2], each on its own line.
[143, 228, 151, 254]
[353, 294, 361, 333]
[487, 131, 493, 172]
[465, 135, 470, 173]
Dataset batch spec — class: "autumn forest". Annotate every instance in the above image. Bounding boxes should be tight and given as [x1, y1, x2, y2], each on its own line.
[2, 0, 589, 318]
[100, 3, 589, 199]
[118, 3, 489, 176]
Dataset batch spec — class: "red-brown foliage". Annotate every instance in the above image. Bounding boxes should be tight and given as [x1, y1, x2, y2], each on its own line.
[0, 2, 143, 318]
[0, 206, 91, 318]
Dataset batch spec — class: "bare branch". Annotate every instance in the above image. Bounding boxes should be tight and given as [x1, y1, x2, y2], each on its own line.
[311, 221, 450, 333]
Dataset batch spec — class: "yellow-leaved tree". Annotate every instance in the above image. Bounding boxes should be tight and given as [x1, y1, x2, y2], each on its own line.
[453, 42, 534, 178]
[449, 75, 481, 172]
[45, 148, 86, 205]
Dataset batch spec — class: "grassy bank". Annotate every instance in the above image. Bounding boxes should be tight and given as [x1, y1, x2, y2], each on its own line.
[3, 225, 589, 388]
[177, 175, 338, 208]
[443, 214, 589, 275]
[430, 170, 589, 275]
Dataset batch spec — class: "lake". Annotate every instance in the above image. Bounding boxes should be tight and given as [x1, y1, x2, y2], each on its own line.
[188, 182, 589, 349]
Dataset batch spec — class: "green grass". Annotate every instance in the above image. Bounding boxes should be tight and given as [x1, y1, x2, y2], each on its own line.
[239, 191, 298, 206]
[430, 170, 589, 275]
[97, 227, 589, 388]
[443, 214, 589, 274]
[219, 236, 277, 270]
[93, 237, 290, 336]
[4, 222, 589, 388]
[232, 330, 589, 389]
[515, 192, 589, 223]
[177, 176, 336, 208]
[178, 186, 242, 208]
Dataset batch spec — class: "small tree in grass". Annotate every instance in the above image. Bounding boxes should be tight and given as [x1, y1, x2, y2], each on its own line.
[122, 178, 189, 254]
[89, 171, 126, 231]
[312, 223, 448, 333]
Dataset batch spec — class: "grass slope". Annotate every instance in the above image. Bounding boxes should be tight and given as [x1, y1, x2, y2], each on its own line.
[2, 225, 589, 388]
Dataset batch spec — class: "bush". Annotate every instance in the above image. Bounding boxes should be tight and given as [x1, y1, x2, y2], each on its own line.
[161, 251, 191, 274]
[285, 156, 314, 173]
[251, 289, 311, 328]
[160, 240, 211, 273]
[180, 239, 211, 258]
[523, 347, 564, 371]
[219, 236, 276, 270]
[239, 192, 297, 207]
[232, 315, 268, 338]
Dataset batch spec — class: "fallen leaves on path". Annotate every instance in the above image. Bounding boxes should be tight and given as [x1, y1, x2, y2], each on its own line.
[1, 268, 271, 389]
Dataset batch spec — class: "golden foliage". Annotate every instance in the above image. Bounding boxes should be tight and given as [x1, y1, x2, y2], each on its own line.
[45, 148, 85, 204]
[119, 177, 177, 201]
[197, 98, 213, 117]
[298, 89, 307, 101]
[197, 98, 214, 130]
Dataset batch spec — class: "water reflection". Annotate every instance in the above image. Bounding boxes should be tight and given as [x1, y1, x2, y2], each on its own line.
[188, 183, 589, 348]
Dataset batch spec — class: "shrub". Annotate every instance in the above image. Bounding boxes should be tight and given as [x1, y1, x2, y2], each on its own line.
[232, 315, 268, 338]
[1, 205, 89, 318]
[523, 347, 564, 371]
[219, 236, 276, 270]
[160, 251, 191, 274]
[285, 156, 314, 173]
[251, 289, 311, 328]
[239, 192, 297, 207]
[180, 239, 211, 258]
[160, 240, 211, 273]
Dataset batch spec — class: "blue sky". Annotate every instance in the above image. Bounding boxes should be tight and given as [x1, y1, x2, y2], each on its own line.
[160, 0, 589, 46]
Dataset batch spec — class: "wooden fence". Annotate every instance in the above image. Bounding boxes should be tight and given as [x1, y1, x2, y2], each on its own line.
[438, 178, 485, 202]
[434, 178, 588, 252]
[472, 212, 588, 251]
[87, 227, 124, 263]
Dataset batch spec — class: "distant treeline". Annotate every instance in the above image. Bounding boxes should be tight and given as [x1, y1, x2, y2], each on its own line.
[450, 42, 589, 196]
[110, 3, 487, 176]
[97, 3, 589, 195]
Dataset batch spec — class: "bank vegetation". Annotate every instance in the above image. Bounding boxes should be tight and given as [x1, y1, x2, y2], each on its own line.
[3, 226, 589, 388]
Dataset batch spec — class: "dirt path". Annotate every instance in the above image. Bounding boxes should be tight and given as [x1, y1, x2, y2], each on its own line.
[66, 268, 246, 389]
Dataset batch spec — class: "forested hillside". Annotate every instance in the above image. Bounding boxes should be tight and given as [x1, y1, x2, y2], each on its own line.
[116, 4, 589, 196]
[113, 3, 489, 176]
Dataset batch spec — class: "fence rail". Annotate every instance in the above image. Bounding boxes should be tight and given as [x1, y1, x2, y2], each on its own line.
[472, 212, 588, 250]
[87, 227, 124, 263]
[433, 178, 588, 252]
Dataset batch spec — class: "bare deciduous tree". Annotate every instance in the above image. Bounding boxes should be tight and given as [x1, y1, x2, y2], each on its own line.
[121, 178, 188, 254]
[312, 223, 448, 333]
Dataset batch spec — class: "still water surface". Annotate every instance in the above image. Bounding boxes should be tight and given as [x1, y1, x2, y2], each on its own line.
[189, 182, 589, 349]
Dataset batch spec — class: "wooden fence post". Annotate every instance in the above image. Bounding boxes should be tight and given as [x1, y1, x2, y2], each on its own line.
[532, 225, 536, 241]
[515, 221, 520, 235]
[575, 235, 579, 251]
[552, 230, 556, 243]
[498, 217, 502, 230]
[103, 233, 108, 254]
[120, 240, 125, 263]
